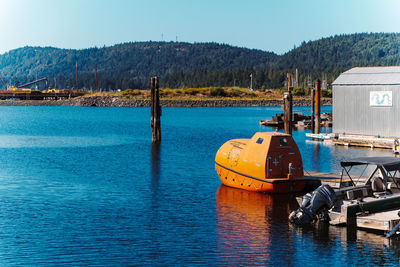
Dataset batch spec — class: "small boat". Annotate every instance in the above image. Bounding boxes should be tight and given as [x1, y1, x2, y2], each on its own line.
[393, 139, 400, 154]
[289, 157, 400, 235]
[215, 132, 306, 193]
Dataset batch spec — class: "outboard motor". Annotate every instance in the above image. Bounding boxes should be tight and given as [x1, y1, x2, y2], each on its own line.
[289, 184, 336, 225]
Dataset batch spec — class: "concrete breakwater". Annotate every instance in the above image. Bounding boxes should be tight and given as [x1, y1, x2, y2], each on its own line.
[0, 96, 332, 107]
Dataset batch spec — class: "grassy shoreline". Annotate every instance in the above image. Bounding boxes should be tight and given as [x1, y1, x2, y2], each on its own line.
[84, 86, 332, 102]
[0, 87, 332, 106]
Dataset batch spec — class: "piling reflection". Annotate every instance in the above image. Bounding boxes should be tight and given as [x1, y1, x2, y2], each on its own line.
[149, 142, 162, 238]
[151, 143, 161, 190]
[312, 142, 321, 172]
[215, 185, 298, 265]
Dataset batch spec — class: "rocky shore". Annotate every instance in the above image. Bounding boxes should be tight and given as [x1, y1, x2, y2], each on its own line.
[0, 96, 332, 107]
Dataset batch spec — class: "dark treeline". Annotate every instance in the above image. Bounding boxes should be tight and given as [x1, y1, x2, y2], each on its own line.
[0, 42, 276, 90]
[162, 68, 286, 89]
[276, 32, 400, 74]
[1, 33, 400, 90]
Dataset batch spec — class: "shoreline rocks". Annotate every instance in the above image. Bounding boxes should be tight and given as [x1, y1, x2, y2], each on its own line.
[0, 96, 332, 107]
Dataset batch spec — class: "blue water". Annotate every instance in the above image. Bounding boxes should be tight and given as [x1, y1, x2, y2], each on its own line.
[0, 106, 397, 266]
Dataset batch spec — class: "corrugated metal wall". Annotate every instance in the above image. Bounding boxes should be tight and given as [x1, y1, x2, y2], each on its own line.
[333, 85, 400, 137]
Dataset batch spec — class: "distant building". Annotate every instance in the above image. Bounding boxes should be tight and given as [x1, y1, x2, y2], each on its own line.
[332, 66, 400, 137]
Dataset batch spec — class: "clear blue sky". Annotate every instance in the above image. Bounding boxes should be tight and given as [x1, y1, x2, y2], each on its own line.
[0, 0, 399, 55]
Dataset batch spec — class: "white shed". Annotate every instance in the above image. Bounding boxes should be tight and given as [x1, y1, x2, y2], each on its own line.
[332, 66, 400, 137]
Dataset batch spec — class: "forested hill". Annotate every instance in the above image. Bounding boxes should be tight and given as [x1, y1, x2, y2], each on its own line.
[1, 33, 400, 90]
[0, 42, 277, 90]
[275, 33, 400, 79]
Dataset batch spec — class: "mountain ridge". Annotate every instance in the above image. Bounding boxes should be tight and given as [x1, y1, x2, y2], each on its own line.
[0, 33, 399, 89]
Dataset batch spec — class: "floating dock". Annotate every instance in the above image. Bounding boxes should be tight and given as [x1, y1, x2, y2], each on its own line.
[357, 210, 400, 232]
[260, 112, 332, 129]
[304, 170, 356, 189]
[306, 133, 397, 150]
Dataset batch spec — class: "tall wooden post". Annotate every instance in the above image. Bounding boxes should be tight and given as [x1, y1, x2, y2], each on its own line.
[315, 80, 321, 134]
[151, 76, 161, 143]
[75, 62, 79, 90]
[311, 88, 315, 133]
[284, 73, 293, 135]
[95, 64, 98, 91]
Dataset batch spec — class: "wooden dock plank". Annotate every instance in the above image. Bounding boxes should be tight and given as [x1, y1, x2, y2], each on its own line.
[357, 209, 400, 231]
[304, 170, 342, 179]
[304, 170, 358, 188]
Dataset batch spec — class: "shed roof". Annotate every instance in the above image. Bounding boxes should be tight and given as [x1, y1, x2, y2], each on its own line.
[332, 66, 400, 86]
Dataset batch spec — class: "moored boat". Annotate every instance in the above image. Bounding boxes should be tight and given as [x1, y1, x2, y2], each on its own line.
[215, 132, 306, 193]
[289, 157, 400, 235]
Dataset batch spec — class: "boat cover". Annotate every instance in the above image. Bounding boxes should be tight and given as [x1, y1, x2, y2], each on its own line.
[340, 157, 400, 171]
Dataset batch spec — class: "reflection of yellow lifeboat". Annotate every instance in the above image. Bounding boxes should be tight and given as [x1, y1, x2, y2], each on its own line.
[215, 186, 295, 264]
[215, 185, 273, 262]
[215, 132, 305, 193]
[216, 185, 275, 221]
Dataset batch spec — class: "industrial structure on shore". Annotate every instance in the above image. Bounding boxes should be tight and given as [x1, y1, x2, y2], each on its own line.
[0, 75, 84, 100]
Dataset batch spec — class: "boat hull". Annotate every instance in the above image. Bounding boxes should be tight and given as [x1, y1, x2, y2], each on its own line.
[216, 164, 306, 193]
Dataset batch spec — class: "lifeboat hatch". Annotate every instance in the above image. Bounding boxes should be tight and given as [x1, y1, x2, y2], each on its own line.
[267, 153, 284, 178]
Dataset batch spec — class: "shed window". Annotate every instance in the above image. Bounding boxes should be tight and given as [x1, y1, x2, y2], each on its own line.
[256, 138, 264, 144]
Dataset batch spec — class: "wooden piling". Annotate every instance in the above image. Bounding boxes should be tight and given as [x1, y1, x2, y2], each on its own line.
[315, 80, 321, 134]
[311, 88, 315, 133]
[75, 62, 79, 90]
[95, 64, 98, 91]
[151, 76, 161, 143]
[284, 73, 293, 135]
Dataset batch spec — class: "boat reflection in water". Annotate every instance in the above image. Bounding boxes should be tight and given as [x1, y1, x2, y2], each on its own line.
[215, 185, 298, 266]
[216, 185, 400, 266]
[294, 221, 400, 265]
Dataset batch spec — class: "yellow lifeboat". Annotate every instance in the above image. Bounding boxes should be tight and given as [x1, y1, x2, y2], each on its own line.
[215, 132, 306, 193]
